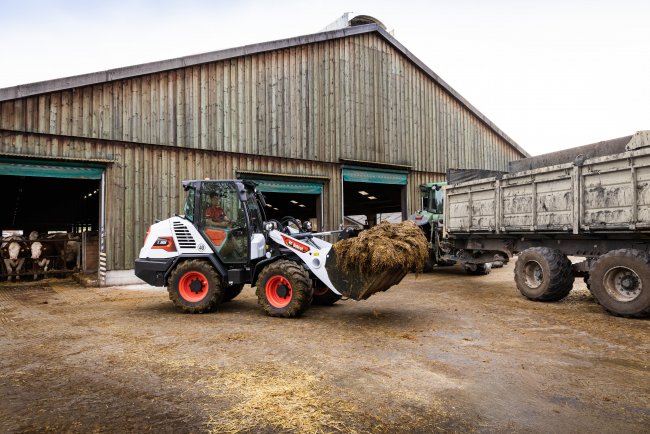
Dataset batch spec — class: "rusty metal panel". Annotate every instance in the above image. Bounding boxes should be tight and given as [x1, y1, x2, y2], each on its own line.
[580, 151, 650, 230]
[447, 137, 650, 235]
[445, 179, 497, 232]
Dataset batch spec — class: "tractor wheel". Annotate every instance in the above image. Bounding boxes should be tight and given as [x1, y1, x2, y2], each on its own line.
[256, 260, 313, 318]
[464, 263, 491, 275]
[167, 260, 223, 313]
[311, 285, 342, 306]
[588, 249, 650, 318]
[223, 284, 244, 302]
[514, 247, 574, 302]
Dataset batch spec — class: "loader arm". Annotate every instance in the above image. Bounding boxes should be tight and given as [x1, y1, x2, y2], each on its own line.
[268, 230, 341, 295]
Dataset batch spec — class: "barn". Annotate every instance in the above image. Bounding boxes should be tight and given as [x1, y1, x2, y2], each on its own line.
[0, 15, 528, 285]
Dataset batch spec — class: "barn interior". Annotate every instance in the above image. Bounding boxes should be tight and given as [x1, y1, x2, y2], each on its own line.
[1, 174, 100, 275]
[343, 181, 404, 227]
[1, 175, 99, 234]
[260, 192, 319, 228]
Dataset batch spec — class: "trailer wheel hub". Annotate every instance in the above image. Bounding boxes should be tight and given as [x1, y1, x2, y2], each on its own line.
[523, 260, 544, 289]
[604, 266, 642, 302]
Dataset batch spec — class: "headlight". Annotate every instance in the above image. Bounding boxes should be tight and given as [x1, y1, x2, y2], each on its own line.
[302, 221, 312, 232]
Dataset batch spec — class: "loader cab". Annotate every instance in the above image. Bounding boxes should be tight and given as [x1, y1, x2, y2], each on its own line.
[182, 180, 265, 264]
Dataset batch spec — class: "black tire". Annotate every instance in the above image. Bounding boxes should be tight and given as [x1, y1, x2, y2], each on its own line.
[222, 284, 244, 302]
[514, 247, 574, 301]
[588, 249, 650, 318]
[256, 260, 313, 318]
[312, 286, 342, 306]
[464, 263, 492, 275]
[167, 260, 223, 313]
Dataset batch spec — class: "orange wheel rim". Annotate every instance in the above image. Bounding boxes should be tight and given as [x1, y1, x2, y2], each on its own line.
[179, 271, 209, 302]
[265, 276, 292, 308]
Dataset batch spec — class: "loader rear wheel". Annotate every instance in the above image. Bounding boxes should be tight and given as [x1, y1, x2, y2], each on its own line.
[223, 284, 243, 302]
[514, 247, 574, 302]
[312, 286, 342, 306]
[168, 260, 223, 313]
[588, 249, 650, 318]
[256, 260, 312, 318]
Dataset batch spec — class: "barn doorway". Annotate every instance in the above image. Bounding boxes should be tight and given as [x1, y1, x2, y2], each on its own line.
[238, 176, 324, 231]
[342, 166, 408, 228]
[0, 158, 105, 279]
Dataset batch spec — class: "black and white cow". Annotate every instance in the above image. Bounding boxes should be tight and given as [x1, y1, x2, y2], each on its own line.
[1, 236, 28, 281]
[46, 233, 81, 271]
[30, 241, 51, 280]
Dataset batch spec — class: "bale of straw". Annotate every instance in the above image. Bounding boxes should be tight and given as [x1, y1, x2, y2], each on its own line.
[325, 221, 428, 300]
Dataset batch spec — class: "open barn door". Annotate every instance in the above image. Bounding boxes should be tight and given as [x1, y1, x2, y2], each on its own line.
[341, 166, 408, 228]
[238, 176, 325, 231]
[0, 157, 106, 281]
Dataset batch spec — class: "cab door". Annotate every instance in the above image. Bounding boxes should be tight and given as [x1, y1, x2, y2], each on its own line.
[198, 182, 249, 264]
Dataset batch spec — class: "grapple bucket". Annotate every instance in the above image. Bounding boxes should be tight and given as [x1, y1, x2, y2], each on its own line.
[324, 247, 409, 300]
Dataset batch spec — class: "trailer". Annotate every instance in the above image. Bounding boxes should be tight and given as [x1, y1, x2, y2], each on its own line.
[444, 131, 650, 318]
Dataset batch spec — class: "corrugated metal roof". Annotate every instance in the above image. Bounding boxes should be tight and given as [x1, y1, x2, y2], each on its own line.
[0, 23, 528, 157]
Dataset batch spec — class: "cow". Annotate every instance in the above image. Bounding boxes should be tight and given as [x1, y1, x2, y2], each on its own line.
[1, 236, 28, 281]
[46, 233, 81, 272]
[30, 241, 51, 280]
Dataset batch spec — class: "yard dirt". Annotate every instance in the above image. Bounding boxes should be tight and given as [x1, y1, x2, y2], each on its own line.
[0, 261, 648, 433]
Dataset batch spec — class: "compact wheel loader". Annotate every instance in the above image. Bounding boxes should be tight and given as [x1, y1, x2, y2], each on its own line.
[135, 180, 407, 317]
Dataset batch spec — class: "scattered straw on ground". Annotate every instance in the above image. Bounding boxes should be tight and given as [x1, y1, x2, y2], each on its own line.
[204, 367, 359, 434]
[333, 221, 428, 274]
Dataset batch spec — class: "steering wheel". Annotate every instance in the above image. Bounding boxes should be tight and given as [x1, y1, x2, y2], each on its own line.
[265, 219, 284, 232]
[280, 216, 302, 233]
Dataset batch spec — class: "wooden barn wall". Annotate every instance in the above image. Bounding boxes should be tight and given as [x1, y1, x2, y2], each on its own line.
[0, 34, 522, 175]
[1, 131, 446, 270]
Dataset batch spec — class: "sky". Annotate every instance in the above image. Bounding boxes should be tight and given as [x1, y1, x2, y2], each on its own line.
[0, 0, 648, 156]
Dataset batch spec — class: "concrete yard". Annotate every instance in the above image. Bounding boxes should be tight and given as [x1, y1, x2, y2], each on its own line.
[0, 261, 648, 433]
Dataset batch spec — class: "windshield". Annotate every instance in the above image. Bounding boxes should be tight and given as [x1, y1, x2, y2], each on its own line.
[183, 188, 195, 222]
[421, 190, 430, 211]
[432, 188, 444, 214]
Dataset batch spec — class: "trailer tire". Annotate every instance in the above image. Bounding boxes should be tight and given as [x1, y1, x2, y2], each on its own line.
[256, 260, 313, 317]
[514, 247, 574, 301]
[168, 260, 223, 313]
[311, 286, 342, 306]
[588, 249, 650, 318]
[223, 284, 244, 302]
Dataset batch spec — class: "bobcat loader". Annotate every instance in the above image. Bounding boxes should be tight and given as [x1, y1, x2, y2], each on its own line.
[135, 180, 408, 317]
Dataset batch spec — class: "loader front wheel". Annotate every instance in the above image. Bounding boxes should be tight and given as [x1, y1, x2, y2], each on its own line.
[168, 260, 223, 313]
[256, 260, 313, 317]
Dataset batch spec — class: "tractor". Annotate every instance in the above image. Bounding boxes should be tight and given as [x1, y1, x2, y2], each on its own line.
[409, 182, 501, 275]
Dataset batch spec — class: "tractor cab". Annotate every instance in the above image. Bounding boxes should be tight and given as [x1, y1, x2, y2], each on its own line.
[412, 182, 446, 227]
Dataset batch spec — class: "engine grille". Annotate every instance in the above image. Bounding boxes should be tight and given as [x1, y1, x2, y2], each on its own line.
[172, 221, 196, 249]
